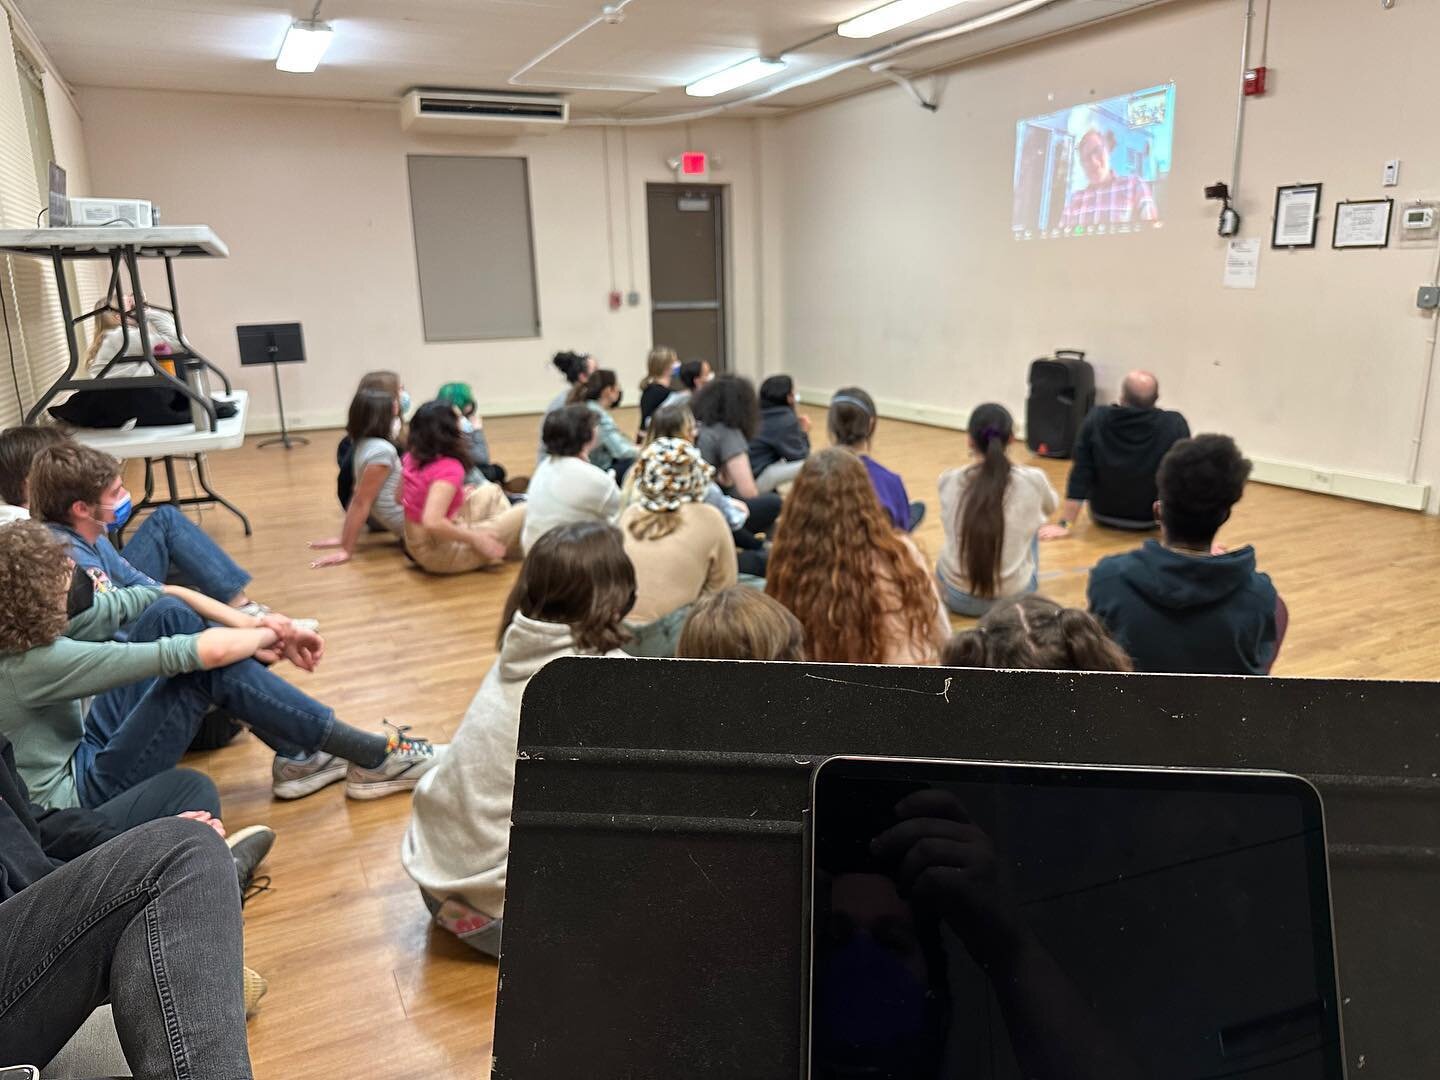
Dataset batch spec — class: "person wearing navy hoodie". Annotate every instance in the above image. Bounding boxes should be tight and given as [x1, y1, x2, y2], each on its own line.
[1087, 434, 1282, 675]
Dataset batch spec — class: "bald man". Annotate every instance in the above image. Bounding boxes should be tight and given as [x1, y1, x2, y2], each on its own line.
[1040, 371, 1189, 537]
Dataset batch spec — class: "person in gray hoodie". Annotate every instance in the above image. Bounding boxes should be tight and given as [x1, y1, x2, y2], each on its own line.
[1087, 434, 1281, 675]
[401, 521, 637, 956]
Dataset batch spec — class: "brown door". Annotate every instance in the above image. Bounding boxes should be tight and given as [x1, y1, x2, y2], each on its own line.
[646, 183, 727, 371]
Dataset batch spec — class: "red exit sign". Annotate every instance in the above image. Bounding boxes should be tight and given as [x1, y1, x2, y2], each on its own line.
[681, 151, 708, 175]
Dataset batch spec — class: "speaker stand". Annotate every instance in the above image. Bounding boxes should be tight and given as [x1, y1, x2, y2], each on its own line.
[257, 359, 309, 450]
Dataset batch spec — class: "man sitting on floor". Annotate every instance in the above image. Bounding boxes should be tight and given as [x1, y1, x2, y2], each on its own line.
[0, 424, 308, 623]
[1041, 370, 1189, 537]
[1087, 434, 1281, 675]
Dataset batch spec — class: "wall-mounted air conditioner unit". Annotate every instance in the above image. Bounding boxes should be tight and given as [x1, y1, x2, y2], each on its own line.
[400, 88, 570, 136]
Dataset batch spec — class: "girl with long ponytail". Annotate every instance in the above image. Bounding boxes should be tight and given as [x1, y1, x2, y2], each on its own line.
[936, 403, 1059, 616]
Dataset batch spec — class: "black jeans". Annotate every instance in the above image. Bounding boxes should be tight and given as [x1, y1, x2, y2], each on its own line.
[91, 767, 223, 832]
[0, 818, 251, 1078]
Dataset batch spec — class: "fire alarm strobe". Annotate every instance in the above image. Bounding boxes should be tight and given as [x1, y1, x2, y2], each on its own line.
[1244, 66, 1267, 96]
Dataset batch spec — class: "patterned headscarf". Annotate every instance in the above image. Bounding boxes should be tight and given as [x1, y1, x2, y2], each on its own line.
[634, 437, 713, 513]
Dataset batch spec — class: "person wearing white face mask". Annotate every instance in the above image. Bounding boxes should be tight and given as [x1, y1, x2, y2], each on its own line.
[310, 388, 406, 568]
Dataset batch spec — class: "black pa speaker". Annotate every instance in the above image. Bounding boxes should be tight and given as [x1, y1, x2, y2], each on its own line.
[1026, 348, 1095, 458]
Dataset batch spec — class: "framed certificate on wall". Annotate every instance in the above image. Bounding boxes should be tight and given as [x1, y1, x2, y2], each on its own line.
[1273, 183, 1322, 248]
[1333, 198, 1393, 249]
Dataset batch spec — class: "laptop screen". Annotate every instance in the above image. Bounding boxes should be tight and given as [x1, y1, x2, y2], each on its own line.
[809, 758, 1342, 1080]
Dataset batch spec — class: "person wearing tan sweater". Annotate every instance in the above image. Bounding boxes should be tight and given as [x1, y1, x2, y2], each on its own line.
[620, 437, 738, 656]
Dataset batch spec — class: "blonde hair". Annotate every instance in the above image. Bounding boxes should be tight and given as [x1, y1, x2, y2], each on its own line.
[84, 305, 122, 367]
[640, 346, 677, 390]
[677, 587, 805, 661]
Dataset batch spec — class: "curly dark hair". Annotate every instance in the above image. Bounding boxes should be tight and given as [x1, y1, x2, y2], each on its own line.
[0, 520, 73, 653]
[499, 521, 635, 653]
[0, 425, 66, 506]
[543, 404, 598, 458]
[406, 400, 469, 468]
[692, 374, 759, 441]
[1157, 434, 1251, 546]
[941, 594, 1132, 672]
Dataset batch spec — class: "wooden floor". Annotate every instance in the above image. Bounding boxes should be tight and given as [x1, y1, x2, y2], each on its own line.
[148, 405, 1440, 1078]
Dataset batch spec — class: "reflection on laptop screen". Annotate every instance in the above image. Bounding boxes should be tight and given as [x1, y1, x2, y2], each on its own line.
[810, 759, 1342, 1080]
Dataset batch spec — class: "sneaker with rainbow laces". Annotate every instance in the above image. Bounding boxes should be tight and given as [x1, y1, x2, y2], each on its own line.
[345, 721, 443, 800]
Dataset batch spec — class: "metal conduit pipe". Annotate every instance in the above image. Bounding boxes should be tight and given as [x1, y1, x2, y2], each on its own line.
[566, 0, 1065, 127]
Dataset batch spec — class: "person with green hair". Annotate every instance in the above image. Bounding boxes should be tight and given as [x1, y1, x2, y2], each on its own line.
[436, 381, 507, 487]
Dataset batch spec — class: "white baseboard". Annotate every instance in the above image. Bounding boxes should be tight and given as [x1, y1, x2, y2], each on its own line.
[246, 396, 559, 437]
[798, 386, 1433, 514]
[1246, 458, 1429, 512]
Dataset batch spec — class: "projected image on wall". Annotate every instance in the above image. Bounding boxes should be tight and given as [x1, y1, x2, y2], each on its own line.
[1012, 83, 1175, 239]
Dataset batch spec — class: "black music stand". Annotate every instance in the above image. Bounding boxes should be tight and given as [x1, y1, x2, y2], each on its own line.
[237, 322, 309, 450]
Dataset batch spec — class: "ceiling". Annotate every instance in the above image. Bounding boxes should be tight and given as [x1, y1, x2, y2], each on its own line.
[17, 0, 1172, 120]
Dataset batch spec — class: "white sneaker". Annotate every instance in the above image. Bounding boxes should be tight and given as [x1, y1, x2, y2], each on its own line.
[271, 751, 347, 799]
[345, 722, 443, 800]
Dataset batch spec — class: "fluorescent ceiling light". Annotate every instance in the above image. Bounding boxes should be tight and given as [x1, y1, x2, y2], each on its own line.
[685, 56, 787, 98]
[838, 0, 970, 38]
[276, 20, 334, 73]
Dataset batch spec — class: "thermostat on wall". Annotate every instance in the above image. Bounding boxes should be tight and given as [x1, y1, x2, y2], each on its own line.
[1403, 206, 1435, 230]
[1400, 202, 1438, 242]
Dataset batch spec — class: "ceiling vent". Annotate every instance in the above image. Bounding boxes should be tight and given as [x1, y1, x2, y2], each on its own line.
[400, 89, 570, 136]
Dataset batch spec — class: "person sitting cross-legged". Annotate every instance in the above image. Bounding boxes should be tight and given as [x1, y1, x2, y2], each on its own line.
[1087, 434, 1283, 675]
[0, 521, 442, 813]
[1040, 370, 1190, 538]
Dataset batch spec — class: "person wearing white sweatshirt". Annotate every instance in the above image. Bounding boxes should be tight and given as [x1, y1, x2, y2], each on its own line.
[521, 404, 623, 554]
[400, 521, 636, 955]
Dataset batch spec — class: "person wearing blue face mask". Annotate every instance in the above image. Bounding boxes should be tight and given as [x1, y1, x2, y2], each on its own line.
[0, 427, 301, 629]
[16, 437, 308, 630]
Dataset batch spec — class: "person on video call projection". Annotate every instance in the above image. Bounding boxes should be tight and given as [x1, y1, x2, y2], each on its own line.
[1058, 125, 1158, 232]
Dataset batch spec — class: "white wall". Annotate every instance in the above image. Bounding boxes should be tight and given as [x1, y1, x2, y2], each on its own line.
[765, 0, 1440, 509]
[76, 87, 763, 430]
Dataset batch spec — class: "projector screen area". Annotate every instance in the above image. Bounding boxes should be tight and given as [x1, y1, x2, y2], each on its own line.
[1012, 83, 1176, 240]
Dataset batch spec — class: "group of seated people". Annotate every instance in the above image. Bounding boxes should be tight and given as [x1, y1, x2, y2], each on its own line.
[0, 350, 1281, 1075]
[0, 424, 444, 1073]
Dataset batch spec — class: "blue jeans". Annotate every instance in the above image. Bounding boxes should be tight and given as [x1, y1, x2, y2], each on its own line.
[75, 599, 336, 807]
[0, 819, 252, 1077]
[937, 537, 1040, 617]
[122, 504, 251, 603]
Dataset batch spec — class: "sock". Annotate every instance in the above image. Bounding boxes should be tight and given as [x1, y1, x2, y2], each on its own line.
[320, 723, 389, 769]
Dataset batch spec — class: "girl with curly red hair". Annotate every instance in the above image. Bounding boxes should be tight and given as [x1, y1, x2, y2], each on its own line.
[766, 447, 948, 665]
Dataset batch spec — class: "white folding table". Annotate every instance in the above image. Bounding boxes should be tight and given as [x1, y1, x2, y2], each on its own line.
[0, 226, 252, 534]
[68, 390, 253, 537]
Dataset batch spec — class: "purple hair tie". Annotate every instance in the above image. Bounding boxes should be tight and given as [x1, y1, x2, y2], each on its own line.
[980, 426, 1003, 442]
